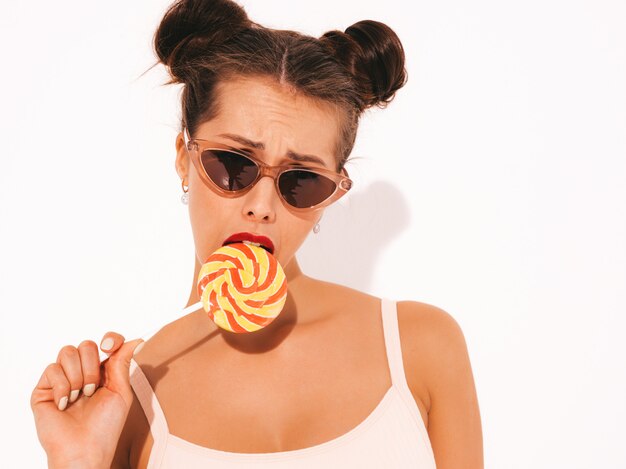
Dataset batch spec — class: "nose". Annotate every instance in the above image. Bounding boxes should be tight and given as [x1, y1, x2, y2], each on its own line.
[242, 175, 277, 223]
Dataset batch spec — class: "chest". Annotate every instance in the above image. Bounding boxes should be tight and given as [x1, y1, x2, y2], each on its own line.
[131, 313, 430, 465]
[159, 328, 394, 452]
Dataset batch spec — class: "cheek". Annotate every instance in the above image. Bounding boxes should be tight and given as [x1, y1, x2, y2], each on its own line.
[275, 212, 320, 266]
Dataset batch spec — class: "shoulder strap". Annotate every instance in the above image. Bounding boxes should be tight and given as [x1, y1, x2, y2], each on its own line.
[129, 358, 169, 469]
[380, 298, 412, 392]
[380, 299, 435, 459]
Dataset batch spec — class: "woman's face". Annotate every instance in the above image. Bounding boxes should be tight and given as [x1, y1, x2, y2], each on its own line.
[175, 75, 342, 269]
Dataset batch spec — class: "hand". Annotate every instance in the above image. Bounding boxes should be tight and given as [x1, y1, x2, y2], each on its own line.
[30, 333, 144, 469]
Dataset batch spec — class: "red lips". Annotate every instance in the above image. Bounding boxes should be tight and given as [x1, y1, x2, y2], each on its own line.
[222, 232, 275, 255]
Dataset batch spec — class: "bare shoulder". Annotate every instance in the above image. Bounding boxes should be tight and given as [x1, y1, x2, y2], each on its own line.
[396, 301, 470, 380]
[396, 300, 484, 469]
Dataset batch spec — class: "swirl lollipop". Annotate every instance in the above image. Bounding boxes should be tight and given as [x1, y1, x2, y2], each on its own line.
[196, 242, 288, 333]
[95, 242, 287, 361]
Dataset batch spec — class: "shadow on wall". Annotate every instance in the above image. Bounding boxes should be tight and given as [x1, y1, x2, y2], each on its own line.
[297, 180, 410, 293]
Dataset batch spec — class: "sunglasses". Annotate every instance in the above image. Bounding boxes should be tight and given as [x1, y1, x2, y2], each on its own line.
[183, 128, 353, 211]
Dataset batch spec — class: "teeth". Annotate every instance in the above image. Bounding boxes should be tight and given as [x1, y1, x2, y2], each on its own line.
[241, 240, 271, 253]
[242, 241, 261, 247]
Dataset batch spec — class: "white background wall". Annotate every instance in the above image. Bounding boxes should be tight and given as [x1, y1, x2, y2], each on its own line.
[1, 1, 624, 467]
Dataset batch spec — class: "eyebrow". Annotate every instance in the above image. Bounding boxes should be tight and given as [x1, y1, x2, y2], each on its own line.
[217, 133, 328, 168]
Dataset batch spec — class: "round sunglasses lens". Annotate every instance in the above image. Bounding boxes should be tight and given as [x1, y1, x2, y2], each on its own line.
[278, 170, 337, 208]
[201, 150, 258, 191]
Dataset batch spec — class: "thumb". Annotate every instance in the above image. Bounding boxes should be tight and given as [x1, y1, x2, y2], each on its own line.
[103, 339, 144, 406]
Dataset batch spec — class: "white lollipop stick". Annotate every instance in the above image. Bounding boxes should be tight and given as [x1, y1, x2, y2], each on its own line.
[98, 301, 203, 362]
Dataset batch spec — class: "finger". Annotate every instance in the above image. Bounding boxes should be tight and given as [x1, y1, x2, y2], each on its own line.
[104, 339, 144, 407]
[77, 340, 100, 397]
[100, 332, 125, 355]
[56, 345, 83, 404]
[33, 363, 71, 411]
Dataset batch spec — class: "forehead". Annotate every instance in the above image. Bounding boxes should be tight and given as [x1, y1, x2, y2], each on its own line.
[200, 76, 341, 164]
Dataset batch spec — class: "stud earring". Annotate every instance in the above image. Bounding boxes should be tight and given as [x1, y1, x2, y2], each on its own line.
[313, 222, 321, 234]
[181, 179, 189, 205]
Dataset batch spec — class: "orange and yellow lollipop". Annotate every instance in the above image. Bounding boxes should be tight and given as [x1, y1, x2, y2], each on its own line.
[196, 242, 287, 333]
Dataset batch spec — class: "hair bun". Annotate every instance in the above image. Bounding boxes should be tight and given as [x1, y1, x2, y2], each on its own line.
[321, 20, 408, 109]
[154, 0, 250, 83]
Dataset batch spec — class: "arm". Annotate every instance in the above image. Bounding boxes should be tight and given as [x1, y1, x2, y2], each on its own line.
[398, 301, 484, 468]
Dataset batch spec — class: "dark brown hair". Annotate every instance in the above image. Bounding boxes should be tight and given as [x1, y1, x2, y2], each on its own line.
[153, 0, 408, 170]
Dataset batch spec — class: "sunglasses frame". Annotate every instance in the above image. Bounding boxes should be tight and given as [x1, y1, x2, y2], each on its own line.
[183, 128, 353, 212]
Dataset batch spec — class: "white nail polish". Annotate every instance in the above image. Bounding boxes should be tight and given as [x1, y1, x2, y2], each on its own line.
[58, 396, 68, 411]
[100, 337, 114, 351]
[83, 383, 96, 397]
[69, 389, 79, 403]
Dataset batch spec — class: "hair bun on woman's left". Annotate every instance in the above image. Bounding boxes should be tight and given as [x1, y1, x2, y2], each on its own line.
[320, 20, 408, 110]
[154, 0, 251, 84]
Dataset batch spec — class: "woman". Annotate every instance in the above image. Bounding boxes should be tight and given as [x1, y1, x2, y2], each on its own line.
[31, 0, 483, 467]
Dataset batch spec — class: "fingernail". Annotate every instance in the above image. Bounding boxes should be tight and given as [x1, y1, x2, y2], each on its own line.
[83, 383, 96, 397]
[58, 396, 68, 411]
[69, 389, 79, 403]
[133, 342, 145, 357]
[100, 337, 114, 351]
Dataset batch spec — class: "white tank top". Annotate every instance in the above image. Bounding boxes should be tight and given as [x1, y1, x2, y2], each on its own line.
[129, 299, 437, 468]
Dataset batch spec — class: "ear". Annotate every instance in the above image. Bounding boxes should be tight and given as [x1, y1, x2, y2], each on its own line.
[174, 131, 189, 181]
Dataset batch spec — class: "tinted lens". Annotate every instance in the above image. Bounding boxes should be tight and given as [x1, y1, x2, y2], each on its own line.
[200, 150, 258, 191]
[278, 169, 337, 208]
